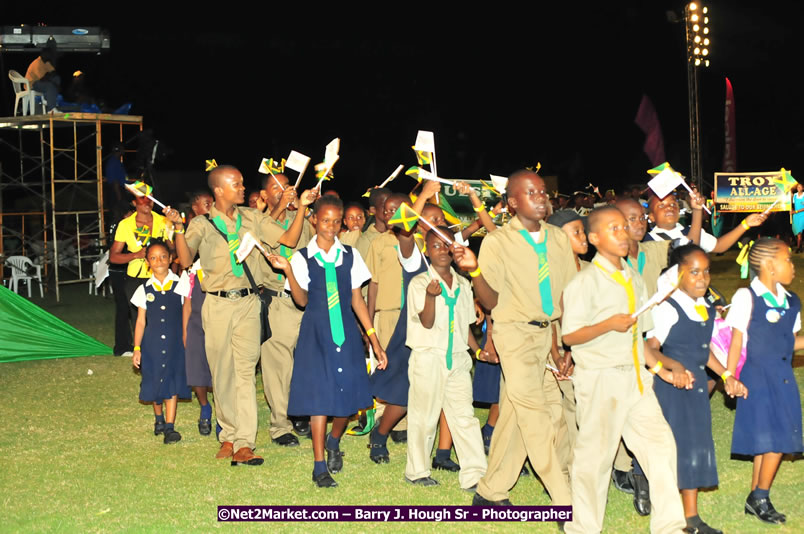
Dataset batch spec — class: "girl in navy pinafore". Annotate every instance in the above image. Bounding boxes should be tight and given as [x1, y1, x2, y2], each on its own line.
[266, 196, 387, 488]
[726, 238, 803, 525]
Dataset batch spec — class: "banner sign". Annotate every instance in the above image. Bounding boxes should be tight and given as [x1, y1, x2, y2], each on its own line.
[714, 172, 790, 213]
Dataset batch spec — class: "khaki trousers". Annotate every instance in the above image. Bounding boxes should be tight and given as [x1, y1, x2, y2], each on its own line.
[405, 349, 487, 488]
[202, 293, 261, 451]
[476, 322, 571, 504]
[565, 366, 685, 534]
[259, 295, 303, 439]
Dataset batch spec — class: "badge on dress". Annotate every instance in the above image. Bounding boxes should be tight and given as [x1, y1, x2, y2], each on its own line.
[766, 309, 781, 323]
[146, 293, 156, 303]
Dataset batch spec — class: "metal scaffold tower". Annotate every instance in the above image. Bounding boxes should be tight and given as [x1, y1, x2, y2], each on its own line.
[0, 112, 143, 300]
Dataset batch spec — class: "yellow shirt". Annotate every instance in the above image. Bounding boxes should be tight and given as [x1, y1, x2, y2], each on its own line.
[113, 212, 169, 278]
[25, 57, 55, 84]
[406, 267, 474, 354]
[366, 230, 403, 311]
[477, 216, 575, 324]
[562, 253, 654, 370]
[184, 204, 284, 292]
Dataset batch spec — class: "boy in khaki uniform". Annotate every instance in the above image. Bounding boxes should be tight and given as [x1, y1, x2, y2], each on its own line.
[404, 228, 487, 488]
[562, 206, 686, 534]
[454, 170, 575, 506]
[172, 165, 315, 464]
[257, 173, 315, 447]
[355, 188, 391, 261]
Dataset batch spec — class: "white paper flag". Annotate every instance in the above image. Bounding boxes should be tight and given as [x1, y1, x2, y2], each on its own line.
[647, 168, 683, 199]
[258, 158, 271, 175]
[418, 168, 453, 185]
[235, 232, 266, 263]
[285, 150, 310, 173]
[413, 130, 436, 154]
[324, 138, 340, 166]
[490, 174, 509, 194]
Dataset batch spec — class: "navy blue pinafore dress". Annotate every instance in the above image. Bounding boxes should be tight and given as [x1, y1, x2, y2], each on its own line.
[370, 254, 426, 406]
[139, 283, 191, 402]
[732, 289, 803, 455]
[288, 246, 373, 417]
[653, 298, 718, 489]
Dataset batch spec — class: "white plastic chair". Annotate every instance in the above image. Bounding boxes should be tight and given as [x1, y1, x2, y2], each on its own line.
[8, 69, 47, 116]
[6, 255, 44, 298]
[90, 251, 109, 296]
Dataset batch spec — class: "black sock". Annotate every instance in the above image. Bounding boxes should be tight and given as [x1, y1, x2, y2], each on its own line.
[371, 427, 389, 446]
[155, 414, 165, 424]
[164, 422, 174, 431]
[435, 448, 451, 462]
[326, 433, 341, 451]
[686, 515, 703, 527]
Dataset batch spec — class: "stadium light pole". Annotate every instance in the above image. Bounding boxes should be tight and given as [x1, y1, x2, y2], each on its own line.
[685, 2, 711, 191]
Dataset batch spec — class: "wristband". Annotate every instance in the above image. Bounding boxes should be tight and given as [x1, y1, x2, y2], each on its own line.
[366, 328, 376, 337]
[473, 205, 484, 213]
[174, 227, 185, 234]
[133, 346, 141, 351]
[741, 220, 750, 230]
[475, 348, 482, 358]
[721, 370, 733, 381]
[649, 361, 663, 375]
[469, 267, 482, 278]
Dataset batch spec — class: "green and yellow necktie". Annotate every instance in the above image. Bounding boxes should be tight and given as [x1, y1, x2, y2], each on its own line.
[519, 229, 553, 316]
[277, 218, 292, 281]
[594, 261, 643, 394]
[315, 249, 345, 347]
[626, 250, 646, 274]
[212, 213, 243, 277]
[440, 282, 461, 370]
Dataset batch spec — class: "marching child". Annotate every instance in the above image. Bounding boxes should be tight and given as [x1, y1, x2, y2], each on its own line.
[404, 226, 487, 489]
[647, 244, 747, 534]
[132, 239, 191, 444]
[726, 238, 804, 525]
[265, 196, 387, 488]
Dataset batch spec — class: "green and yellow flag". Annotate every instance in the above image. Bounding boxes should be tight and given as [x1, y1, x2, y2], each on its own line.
[315, 162, 334, 180]
[438, 193, 462, 227]
[773, 168, 798, 193]
[388, 202, 420, 232]
[412, 146, 432, 166]
[205, 159, 218, 171]
[129, 180, 153, 197]
[405, 166, 422, 182]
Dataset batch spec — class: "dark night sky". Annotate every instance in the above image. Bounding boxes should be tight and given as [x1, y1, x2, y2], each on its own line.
[3, 2, 803, 202]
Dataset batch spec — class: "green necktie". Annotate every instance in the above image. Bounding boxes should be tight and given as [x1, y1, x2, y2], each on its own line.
[519, 229, 554, 316]
[212, 213, 243, 277]
[277, 218, 291, 281]
[626, 250, 646, 274]
[762, 290, 786, 309]
[315, 249, 345, 347]
[439, 282, 461, 370]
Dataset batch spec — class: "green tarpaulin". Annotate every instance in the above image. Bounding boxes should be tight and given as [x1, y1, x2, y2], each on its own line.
[0, 285, 112, 363]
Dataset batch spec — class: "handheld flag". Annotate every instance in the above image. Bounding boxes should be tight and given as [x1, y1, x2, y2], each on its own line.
[412, 147, 432, 166]
[646, 163, 684, 199]
[259, 157, 285, 175]
[413, 130, 435, 154]
[362, 164, 404, 197]
[125, 181, 166, 210]
[234, 232, 267, 263]
[631, 264, 682, 318]
[388, 203, 420, 232]
[490, 174, 508, 195]
[205, 159, 218, 171]
[437, 193, 462, 227]
[773, 168, 798, 193]
[286, 150, 311, 188]
[525, 162, 542, 174]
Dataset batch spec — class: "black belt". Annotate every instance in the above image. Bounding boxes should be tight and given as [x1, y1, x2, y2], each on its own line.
[528, 320, 550, 328]
[263, 288, 290, 299]
[207, 288, 254, 300]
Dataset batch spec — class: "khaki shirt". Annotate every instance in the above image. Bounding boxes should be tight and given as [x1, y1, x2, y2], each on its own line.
[258, 211, 313, 291]
[406, 267, 474, 354]
[633, 241, 670, 296]
[478, 216, 575, 324]
[340, 229, 361, 248]
[356, 224, 382, 261]
[184, 204, 284, 292]
[366, 230, 403, 311]
[562, 253, 654, 370]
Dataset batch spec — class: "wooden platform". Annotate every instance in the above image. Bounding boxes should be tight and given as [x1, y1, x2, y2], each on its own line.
[0, 112, 143, 129]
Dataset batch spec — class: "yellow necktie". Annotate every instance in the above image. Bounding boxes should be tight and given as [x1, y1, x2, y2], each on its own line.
[594, 261, 643, 394]
[694, 304, 709, 321]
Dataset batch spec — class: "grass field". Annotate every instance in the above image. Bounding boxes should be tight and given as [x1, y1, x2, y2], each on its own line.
[2, 250, 803, 533]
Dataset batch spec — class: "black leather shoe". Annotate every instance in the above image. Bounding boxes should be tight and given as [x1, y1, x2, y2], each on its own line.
[405, 476, 439, 486]
[611, 469, 634, 494]
[390, 430, 407, 443]
[629, 472, 651, 516]
[198, 418, 212, 436]
[163, 429, 182, 444]
[432, 456, 460, 472]
[683, 520, 723, 534]
[472, 493, 513, 506]
[326, 434, 344, 473]
[272, 433, 300, 447]
[312, 471, 338, 488]
[154, 422, 167, 435]
[745, 494, 785, 524]
[293, 419, 312, 438]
